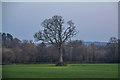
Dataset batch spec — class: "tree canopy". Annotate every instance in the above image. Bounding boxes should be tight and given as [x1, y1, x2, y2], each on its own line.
[34, 15, 78, 48]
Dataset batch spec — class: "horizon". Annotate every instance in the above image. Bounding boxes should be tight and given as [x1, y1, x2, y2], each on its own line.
[2, 2, 118, 42]
[1, 32, 113, 43]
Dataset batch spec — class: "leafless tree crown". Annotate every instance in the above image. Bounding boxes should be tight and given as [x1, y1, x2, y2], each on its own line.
[34, 15, 78, 48]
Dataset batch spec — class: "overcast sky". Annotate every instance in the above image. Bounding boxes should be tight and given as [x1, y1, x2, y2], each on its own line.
[2, 2, 118, 42]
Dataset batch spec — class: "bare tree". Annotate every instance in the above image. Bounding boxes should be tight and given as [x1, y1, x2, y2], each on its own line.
[108, 37, 118, 62]
[34, 15, 78, 65]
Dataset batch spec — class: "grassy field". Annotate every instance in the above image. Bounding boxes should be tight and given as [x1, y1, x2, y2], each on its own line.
[2, 64, 118, 78]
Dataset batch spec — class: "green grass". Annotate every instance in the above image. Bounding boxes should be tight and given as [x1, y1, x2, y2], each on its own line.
[2, 64, 118, 78]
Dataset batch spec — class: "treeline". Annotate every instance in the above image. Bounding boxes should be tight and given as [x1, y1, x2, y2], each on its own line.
[1, 33, 119, 65]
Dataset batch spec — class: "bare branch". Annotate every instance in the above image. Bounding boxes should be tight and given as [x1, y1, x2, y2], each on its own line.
[34, 15, 78, 48]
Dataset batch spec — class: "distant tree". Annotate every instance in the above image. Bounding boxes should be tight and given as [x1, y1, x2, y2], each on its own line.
[2, 33, 13, 42]
[2, 48, 15, 64]
[118, 39, 120, 63]
[108, 37, 118, 63]
[23, 41, 37, 63]
[11, 38, 21, 48]
[6, 33, 13, 41]
[36, 42, 47, 63]
[2, 33, 6, 41]
[0, 32, 2, 48]
[2, 33, 14, 48]
[34, 15, 78, 66]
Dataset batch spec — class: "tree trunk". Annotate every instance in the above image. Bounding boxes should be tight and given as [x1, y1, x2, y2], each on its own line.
[59, 47, 63, 63]
[56, 47, 66, 66]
